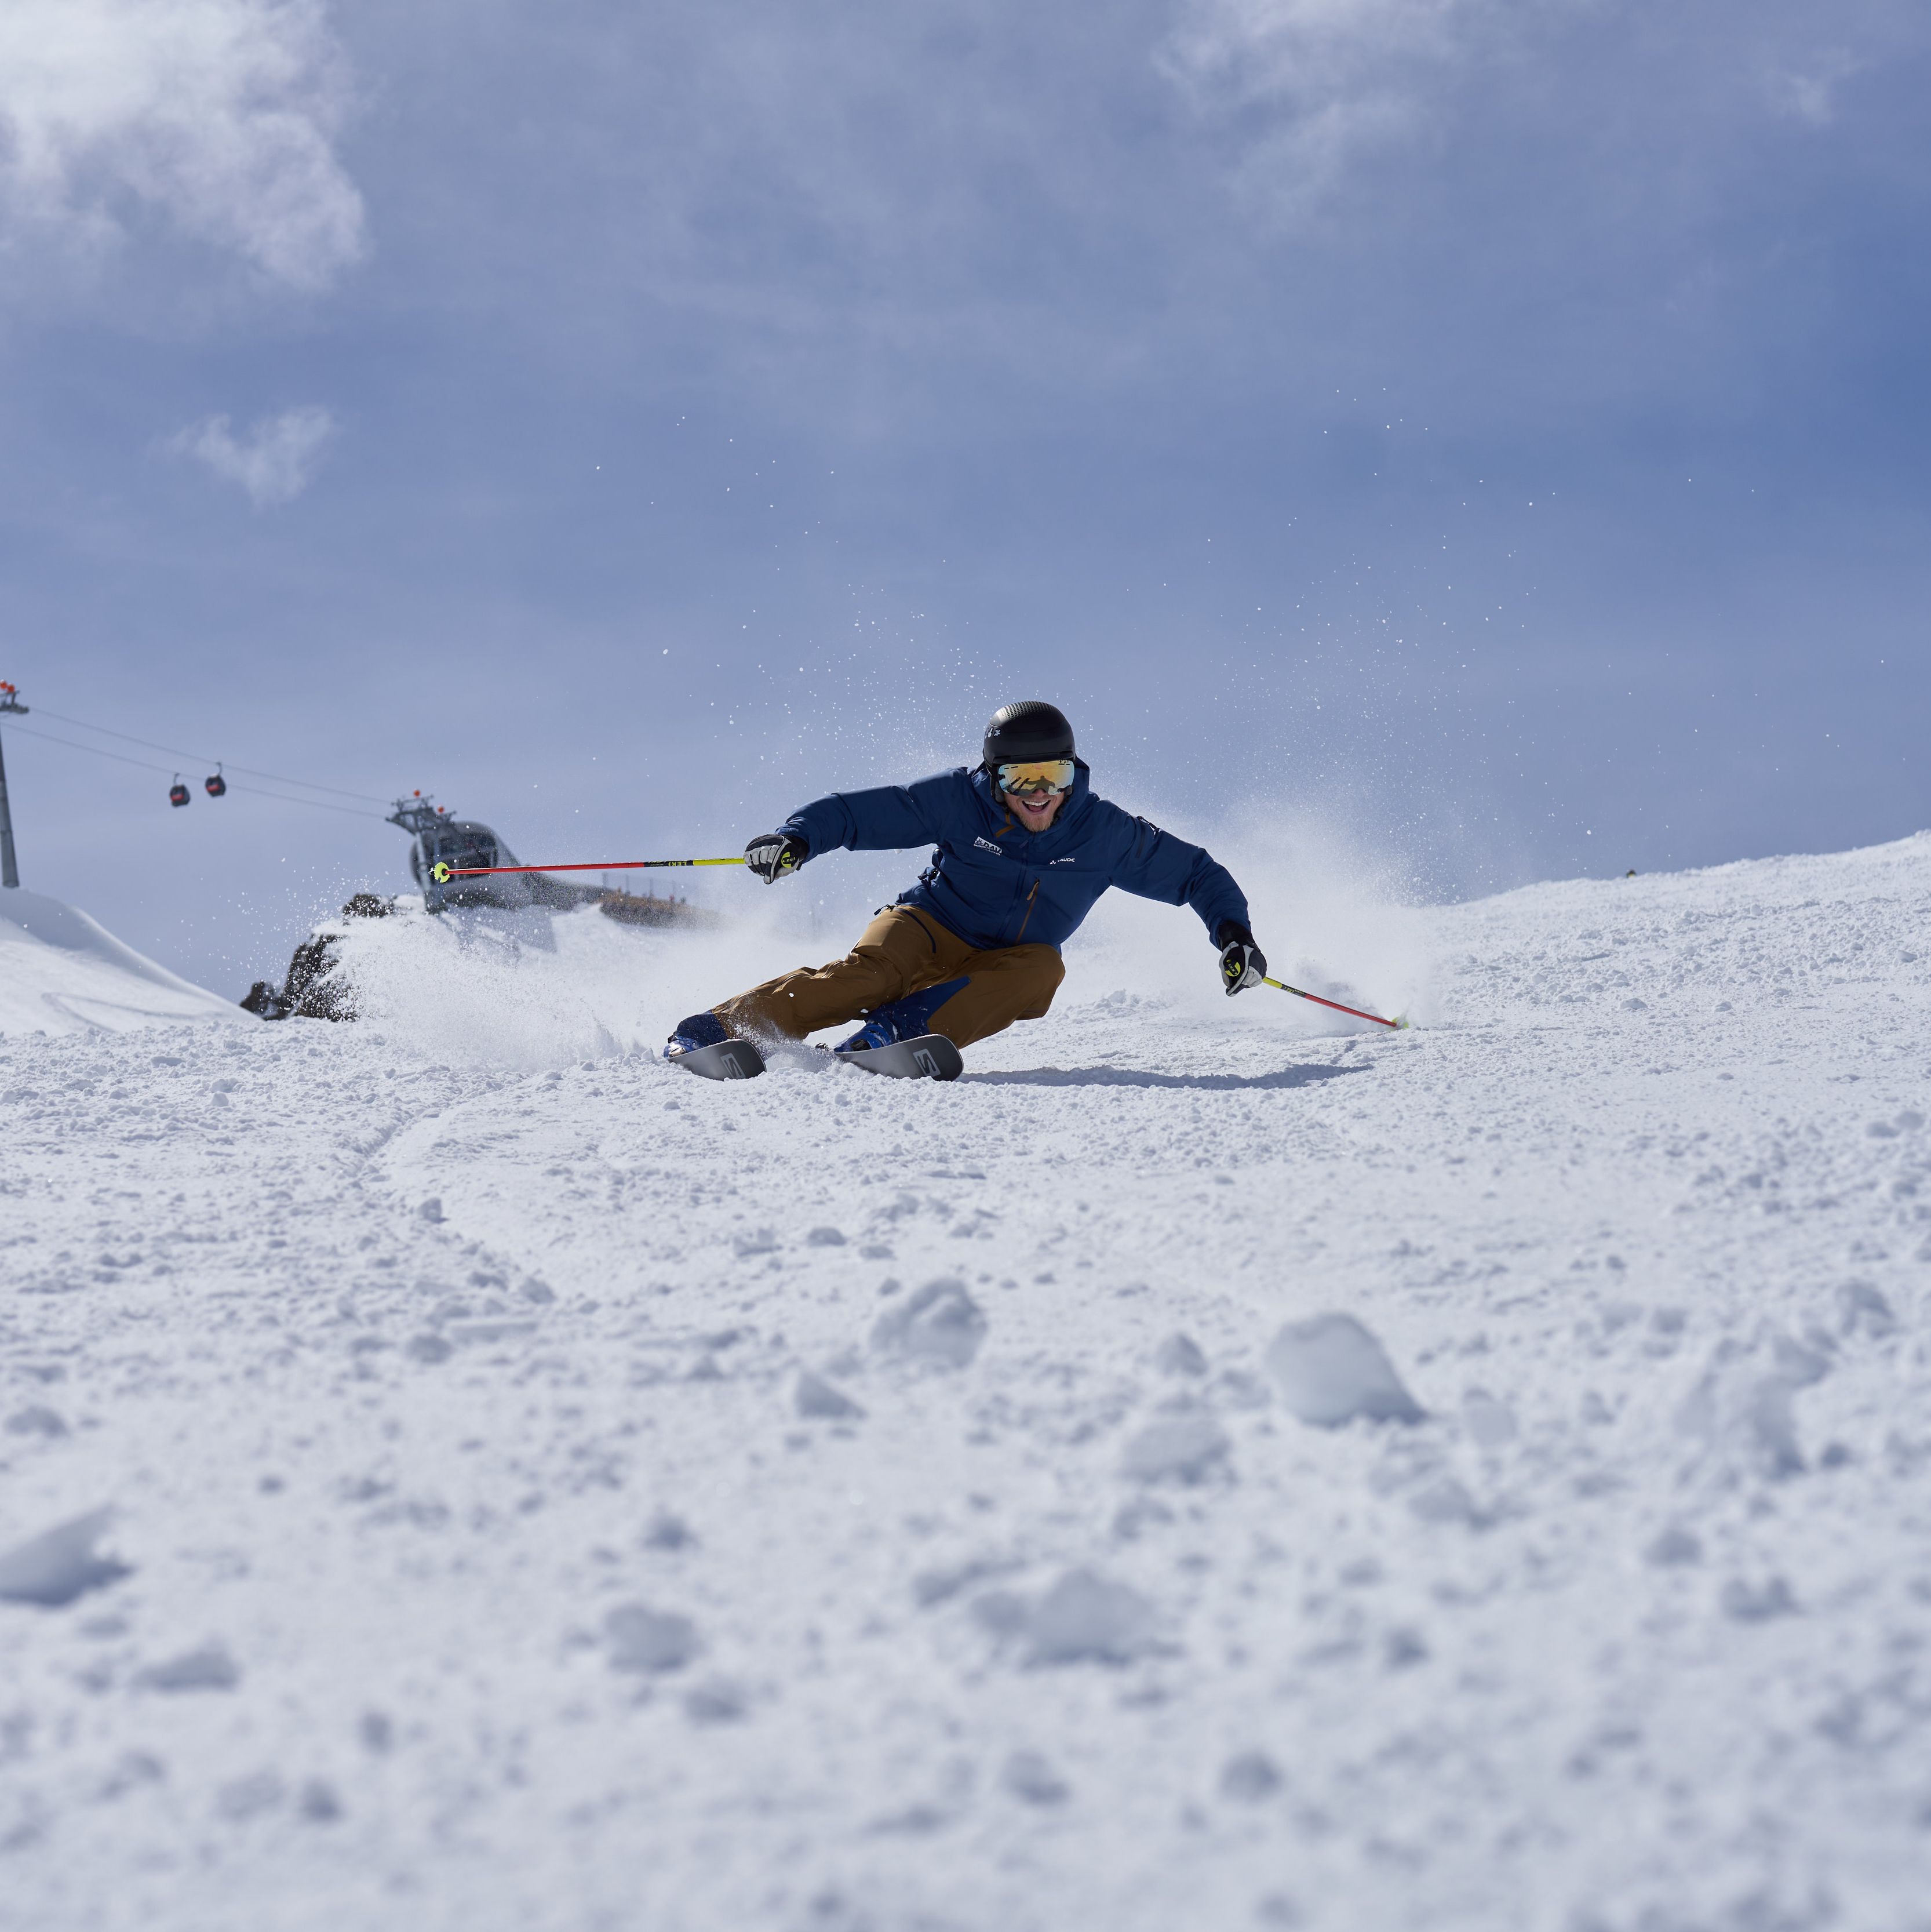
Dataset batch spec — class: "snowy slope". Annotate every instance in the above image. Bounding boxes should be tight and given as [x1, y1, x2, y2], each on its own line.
[0, 888, 241, 1037]
[3, 835, 1931, 1932]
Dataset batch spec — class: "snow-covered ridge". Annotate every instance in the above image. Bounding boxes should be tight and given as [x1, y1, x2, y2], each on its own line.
[2, 830, 1930, 1931]
[0, 889, 240, 1038]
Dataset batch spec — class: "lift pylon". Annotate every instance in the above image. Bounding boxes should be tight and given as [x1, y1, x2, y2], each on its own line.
[0, 680, 27, 889]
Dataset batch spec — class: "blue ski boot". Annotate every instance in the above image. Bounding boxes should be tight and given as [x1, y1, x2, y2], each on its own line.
[665, 1011, 730, 1060]
[834, 978, 969, 1056]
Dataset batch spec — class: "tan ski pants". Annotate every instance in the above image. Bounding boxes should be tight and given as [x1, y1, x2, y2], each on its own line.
[715, 905, 1065, 1050]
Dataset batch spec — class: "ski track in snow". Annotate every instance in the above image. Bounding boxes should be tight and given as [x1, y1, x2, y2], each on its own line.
[5, 838, 1931, 1931]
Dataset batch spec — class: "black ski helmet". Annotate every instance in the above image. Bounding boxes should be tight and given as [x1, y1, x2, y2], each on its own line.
[982, 700, 1075, 773]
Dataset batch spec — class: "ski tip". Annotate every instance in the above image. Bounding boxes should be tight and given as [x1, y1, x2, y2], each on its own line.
[667, 1037, 767, 1080]
[836, 1033, 964, 1081]
[671, 1047, 757, 1079]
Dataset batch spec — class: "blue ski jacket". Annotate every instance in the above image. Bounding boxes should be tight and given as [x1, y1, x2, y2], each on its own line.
[781, 763, 1249, 953]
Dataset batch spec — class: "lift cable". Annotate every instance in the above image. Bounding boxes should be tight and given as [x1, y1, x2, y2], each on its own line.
[24, 704, 392, 805]
[4, 721, 381, 820]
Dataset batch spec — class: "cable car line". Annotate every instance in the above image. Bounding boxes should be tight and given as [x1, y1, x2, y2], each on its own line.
[24, 704, 392, 804]
[3, 721, 380, 819]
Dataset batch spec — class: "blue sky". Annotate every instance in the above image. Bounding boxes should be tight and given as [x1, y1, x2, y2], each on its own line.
[2, 0, 1927, 992]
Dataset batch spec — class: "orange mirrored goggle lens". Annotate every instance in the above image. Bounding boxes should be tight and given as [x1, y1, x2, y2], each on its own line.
[996, 759, 1076, 796]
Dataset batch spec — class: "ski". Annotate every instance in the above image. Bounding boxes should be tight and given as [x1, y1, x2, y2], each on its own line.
[669, 1038, 767, 1080]
[836, 1033, 964, 1082]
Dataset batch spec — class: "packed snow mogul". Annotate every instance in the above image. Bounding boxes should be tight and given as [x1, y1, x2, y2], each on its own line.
[666, 701, 1267, 1079]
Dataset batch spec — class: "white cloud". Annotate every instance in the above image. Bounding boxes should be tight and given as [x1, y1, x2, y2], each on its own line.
[0, 0, 363, 291]
[1159, 0, 1487, 214]
[171, 405, 336, 504]
[1768, 50, 1864, 128]
[1157, 0, 1916, 221]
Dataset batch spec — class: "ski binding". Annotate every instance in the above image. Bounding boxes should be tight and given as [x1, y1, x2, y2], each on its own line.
[836, 1032, 964, 1082]
[670, 1038, 767, 1080]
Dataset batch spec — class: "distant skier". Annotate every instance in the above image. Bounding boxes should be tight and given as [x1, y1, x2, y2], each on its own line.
[666, 701, 1267, 1067]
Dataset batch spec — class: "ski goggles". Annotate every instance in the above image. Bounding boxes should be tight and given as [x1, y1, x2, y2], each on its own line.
[994, 759, 1076, 797]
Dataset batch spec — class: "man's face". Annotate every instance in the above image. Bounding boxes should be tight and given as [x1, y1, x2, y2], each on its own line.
[1003, 784, 1065, 831]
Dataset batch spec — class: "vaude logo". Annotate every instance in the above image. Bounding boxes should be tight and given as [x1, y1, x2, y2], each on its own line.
[973, 836, 1004, 856]
[1050, 857, 1076, 866]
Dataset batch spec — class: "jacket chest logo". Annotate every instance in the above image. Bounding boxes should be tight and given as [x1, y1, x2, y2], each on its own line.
[973, 836, 1004, 856]
[1050, 857, 1075, 866]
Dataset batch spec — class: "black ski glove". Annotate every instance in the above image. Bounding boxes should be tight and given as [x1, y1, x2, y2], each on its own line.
[745, 831, 807, 883]
[1216, 920, 1266, 997]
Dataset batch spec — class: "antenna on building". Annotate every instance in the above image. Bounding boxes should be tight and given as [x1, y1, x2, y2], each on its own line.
[0, 680, 27, 888]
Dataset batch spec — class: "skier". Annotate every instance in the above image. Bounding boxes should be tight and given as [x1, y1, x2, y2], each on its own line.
[666, 701, 1267, 1075]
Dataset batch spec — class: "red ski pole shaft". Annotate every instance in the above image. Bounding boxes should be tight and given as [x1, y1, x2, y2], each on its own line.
[430, 857, 744, 882]
[1261, 976, 1407, 1030]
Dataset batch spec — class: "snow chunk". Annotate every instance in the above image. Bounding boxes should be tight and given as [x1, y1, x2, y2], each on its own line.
[914, 1556, 1019, 1608]
[1747, 1380, 1807, 1478]
[1645, 1526, 1702, 1567]
[1266, 1315, 1424, 1427]
[1023, 1569, 1155, 1667]
[1001, 1749, 1070, 1804]
[1721, 1577, 1797, 1622]
[870, 1278, 986, 1369]
[1383, 1627, 1429, 1669]
[97, 1752, 165, 1800]
[218, 1770, 285, 1821]
[1156, 1334, 1208, 1377]
[298, 1778, 344, 1824]
[3, 1405, 68, 1439]
[1408, 1476, 1484, 1527]
[1676, 1347, 1817, 1481]
[806, 1226, 847, 1247]
[605, 1603, 701, 1673]
[1460, 1388, 1517, 1447]
[1772, 1334, 1831, 1387]
[136, 1641, 241, 1691]
[1838, 1282, 1896, 1338]
[683, 1678, 746, 1724]
[1219, 1751, 1283, 1802]
[795, 1371, 864, 1420]
[1120, 1413, 1230, 1485]
[643, 1511, 695, 1551]
[0, 1507, 130, 1608]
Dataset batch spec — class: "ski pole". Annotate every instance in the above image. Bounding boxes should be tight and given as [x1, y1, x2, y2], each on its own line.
[1262, 976, 1408, 1030]
[428, 856, 744, 884]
